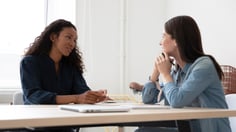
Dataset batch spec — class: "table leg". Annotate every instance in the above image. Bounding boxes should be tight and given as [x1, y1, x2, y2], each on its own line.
[118, 126, 124, 132]
[176, 120, 191, 132]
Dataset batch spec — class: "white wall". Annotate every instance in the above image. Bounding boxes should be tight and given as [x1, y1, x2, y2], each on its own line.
[76, 0, 167, 95]
[1, 0, 236, 103]
[77, 0, 236, 96]
[166, 0, 236, 67]
[125, 0, 167, 93]
[76, 0, 124, 94]
[47, 0, 76, 24]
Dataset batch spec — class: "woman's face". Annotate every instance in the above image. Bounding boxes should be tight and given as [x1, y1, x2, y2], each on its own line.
[51, 27, 77, 57]
[160, 31, 177, 56]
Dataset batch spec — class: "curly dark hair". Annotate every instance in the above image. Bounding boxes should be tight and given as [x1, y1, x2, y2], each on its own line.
[24, 19, 85, 73]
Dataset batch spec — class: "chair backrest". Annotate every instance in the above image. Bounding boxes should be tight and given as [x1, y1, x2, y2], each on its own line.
[12, 91, 24, 105]
[221, 65, 236, 94]
[225, 94, 236, 131]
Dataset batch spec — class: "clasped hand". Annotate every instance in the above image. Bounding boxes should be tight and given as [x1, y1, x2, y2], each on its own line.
[155, 52, 172, 76]
[76, 89, 109, 104]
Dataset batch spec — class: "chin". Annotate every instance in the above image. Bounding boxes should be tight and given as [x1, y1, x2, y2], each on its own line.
[63, 53, 70, 57]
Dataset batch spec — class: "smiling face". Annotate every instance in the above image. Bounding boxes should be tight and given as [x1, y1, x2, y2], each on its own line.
[50, 27, 77, 59]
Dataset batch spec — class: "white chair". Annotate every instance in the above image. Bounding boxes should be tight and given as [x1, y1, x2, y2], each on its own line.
[12, 91, 24, 105]
[225, 94, 236, 131]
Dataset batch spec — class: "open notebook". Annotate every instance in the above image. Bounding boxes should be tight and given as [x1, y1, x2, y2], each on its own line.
[59, 104, 131, 113]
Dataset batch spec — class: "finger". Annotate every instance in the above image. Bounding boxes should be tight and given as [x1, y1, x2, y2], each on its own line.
[87, 91, 101, 96]
[86, 91, 106, 103]
[157, 55, 164, 63]
[84, 92, 98, 100]
[160, 52, 171, 64]
[162, 52, 168, 58]
[97, 96, 107, 102]
[103, 89, 107, 95]
[98, 89, 107, 96]
[95, 91, 107, 97]
[85, 96, 99, 104]
[161, 52, 165, 58]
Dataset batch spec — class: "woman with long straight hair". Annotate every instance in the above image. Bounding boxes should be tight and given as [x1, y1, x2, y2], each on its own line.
[135, 15, 231, 132]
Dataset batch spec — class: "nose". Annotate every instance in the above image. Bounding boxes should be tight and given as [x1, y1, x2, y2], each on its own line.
[69, 41, 75, 48]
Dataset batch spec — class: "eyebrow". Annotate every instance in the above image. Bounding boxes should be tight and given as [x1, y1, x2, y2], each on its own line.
[65, 33, 77, 38]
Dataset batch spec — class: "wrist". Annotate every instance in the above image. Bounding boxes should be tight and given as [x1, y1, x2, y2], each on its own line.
[149, 76, 159, 82]
[161, 74, 172, 84]
[73, 95, 80, 104]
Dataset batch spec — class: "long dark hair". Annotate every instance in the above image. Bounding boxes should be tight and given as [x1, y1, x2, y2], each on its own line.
[25, 19, 84, 73]
[164, 15, 223, 80]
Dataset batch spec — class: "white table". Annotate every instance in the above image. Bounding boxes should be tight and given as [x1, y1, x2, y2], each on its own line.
[0, 104, 235, 131]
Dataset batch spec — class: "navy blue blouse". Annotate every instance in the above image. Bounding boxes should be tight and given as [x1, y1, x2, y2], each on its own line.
[20, 55, 90, 104]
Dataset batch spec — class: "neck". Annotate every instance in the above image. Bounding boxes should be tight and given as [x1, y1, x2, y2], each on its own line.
[176, 59, 186, 69]
[172, 52, 186, 69]
[49, 52, 61, 74]
[49, 49, 62, 64]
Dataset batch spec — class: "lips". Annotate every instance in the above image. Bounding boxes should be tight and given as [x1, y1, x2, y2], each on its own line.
[65, 47, 73, 54]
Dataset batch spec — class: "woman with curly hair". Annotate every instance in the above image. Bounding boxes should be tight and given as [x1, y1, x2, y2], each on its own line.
[21, 19, 107, 105]
[20, 19, 108, 131]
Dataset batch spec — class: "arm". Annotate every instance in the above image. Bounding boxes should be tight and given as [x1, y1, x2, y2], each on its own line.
[20, 56, 57, 104]
[163, 57, 218, 108]
[150, 59, 165, 102]
[149, 64, 160, 82]
[20, 56, 107, 104]
[71, 68, 107, 104]
[56, 90, 107, 104]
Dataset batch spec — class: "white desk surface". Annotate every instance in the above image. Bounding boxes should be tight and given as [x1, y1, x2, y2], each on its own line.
[0, 104, 236, 129]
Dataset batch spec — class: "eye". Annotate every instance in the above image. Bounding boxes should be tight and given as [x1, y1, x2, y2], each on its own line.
[65, 35, 72, 40]
[74, 39, 77, 44]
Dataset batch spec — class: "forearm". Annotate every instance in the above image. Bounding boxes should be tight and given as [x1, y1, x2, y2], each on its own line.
[161, 73, 173, 84]
[56, 95, 77, 104]
[150, 67, 159, 82]
[55, 90, 107, 104]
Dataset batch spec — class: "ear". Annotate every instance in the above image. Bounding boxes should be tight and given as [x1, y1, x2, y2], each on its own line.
[173, 39, 177, 46]
[50, 33, 57, 42]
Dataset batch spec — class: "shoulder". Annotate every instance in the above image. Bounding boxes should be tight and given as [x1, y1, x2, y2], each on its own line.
[194, 56, 213, 64]
[21, 55, 50, 64]
[20, 55, 41, 73]
[21, 55, 37, 60]
[20, 55, 40, 65]
[185, 56, 217, 78]
[191, 56, 214, 70]
[185, 56, 218, 80]
[20, 55, 49, 68]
